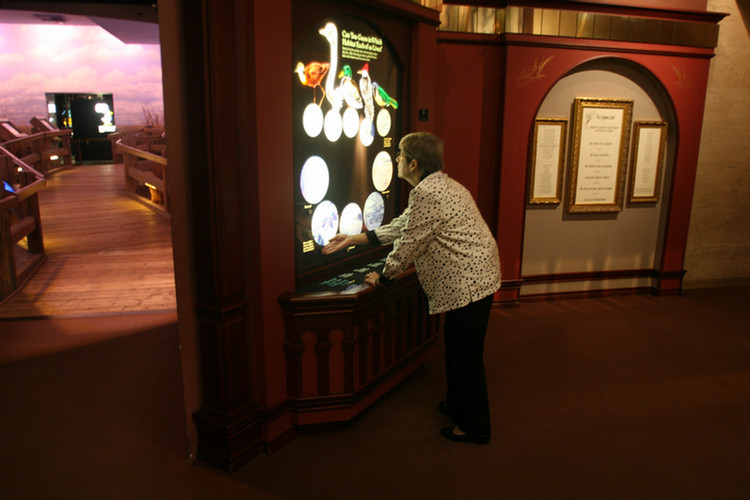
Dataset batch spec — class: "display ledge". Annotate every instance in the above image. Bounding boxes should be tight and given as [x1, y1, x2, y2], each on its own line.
[294, 257, 388, 295]
[280, 267, 441, 426]
[281, 265, 421, 312]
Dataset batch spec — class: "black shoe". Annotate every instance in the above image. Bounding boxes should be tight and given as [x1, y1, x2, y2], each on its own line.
[440, 426, 490, 445]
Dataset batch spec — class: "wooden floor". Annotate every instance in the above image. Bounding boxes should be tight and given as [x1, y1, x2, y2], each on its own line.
[0, 164, 176, 318]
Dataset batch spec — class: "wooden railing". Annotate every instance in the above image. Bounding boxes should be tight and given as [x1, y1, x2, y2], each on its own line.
[0, 129, 74, 177]
[0, 146, 47, 304]
[115, 130, 169, 217]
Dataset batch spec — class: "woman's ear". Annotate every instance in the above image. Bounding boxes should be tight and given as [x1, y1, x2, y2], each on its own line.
[409, 158, 420, 173]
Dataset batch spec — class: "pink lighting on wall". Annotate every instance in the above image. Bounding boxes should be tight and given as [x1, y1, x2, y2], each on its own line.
[0, 23, 162, 127]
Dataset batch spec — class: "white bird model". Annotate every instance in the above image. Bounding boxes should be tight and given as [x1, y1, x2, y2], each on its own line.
[319, 22, 343, 113]
[358, 63, 375, 123]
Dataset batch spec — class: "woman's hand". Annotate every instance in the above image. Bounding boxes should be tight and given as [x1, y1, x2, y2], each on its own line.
[365, 271, 381, 287]
[322, 234, 351, 255]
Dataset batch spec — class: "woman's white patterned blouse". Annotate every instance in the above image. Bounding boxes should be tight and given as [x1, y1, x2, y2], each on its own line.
[372, 171, 501, 314]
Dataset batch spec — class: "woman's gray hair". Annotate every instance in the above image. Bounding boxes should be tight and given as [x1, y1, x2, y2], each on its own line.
[399, 132, 444, 176]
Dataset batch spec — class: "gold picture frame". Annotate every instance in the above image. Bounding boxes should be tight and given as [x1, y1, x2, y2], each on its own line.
[567, 97, 633, 213]
[529, 118, 567, 205]
[628, 121, 667, 203]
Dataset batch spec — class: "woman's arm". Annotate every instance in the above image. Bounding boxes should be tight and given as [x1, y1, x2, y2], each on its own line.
[321, 232, 370, 254]
[322, 206, 412, 254]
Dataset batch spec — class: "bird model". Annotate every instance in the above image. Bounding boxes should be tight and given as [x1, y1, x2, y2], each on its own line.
[294, 61, 329, 105]
[372, 82, 398, 109]
[338, 65, 363, 109]
[319, 22, 343, 112]
[357, 63, 375, 123]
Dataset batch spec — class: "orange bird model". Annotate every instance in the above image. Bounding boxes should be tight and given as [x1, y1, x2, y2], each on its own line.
[295, 61, 330, 105]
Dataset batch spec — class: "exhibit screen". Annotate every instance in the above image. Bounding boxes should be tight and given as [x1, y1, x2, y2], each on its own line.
[293, 16, 402, 285]
[45, 92, 116, 135]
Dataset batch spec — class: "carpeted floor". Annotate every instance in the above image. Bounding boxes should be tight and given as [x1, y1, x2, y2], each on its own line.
[1, 286, 749, 499]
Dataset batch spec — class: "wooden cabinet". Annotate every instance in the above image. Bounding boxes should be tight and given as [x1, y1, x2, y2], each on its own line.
[280, 269, 440, 426]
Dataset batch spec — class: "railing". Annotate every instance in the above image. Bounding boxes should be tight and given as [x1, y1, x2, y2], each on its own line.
[115, 130, 169, 217]
[0, 129, 74, 177]
[0, 146, 47, 304]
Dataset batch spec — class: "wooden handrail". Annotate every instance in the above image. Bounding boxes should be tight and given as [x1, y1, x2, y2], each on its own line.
[115, 134, 169, 216]
[115, 139, 168, 165]
[0, 144, 45, 180]
[0, 192, 16, 211]
[1, 129, 73, 151]
[0, 145, 47, 205]
[1, 144, 48, 303]
[1, 128, 73, 176]
[13, 178, 47, 202]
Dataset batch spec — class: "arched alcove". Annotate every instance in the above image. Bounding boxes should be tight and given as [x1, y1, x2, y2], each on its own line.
[521, 57, 677, 297]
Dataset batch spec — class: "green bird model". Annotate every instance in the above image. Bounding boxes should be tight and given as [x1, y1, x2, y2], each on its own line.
[372, 82, 398, 109]
[338, 65, 364, 109]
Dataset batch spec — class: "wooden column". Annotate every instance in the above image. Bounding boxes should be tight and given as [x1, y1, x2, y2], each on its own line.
[161, 0, 262, 472]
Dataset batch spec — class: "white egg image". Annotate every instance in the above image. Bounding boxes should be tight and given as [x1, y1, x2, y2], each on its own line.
[299, 156, 329, 204]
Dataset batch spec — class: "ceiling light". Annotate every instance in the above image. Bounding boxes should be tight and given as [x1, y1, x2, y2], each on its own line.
[32, 13, 66, 23]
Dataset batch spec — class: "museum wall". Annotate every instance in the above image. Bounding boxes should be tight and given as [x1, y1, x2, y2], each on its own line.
[521, 63, 675, 297]
[435, 39, 503, 228]
[435, 2, 720, 300]
[684, 0, 750, 287]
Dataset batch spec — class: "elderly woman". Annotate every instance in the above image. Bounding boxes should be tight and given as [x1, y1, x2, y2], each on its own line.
[323, 132, 501, 444]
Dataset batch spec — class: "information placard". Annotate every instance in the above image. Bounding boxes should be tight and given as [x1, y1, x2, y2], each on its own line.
[629, 121, 667, 203]
[567, 98, 633, 213]
[529, 118, 567, 205]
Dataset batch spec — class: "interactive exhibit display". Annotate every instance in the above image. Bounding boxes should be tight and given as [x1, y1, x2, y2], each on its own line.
[293, 17, 402, 291]
[45, 92, 116, 161]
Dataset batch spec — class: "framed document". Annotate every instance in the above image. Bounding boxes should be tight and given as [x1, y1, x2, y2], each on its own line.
[567, 98, 633, 213]
[628, 121, 667, 203]
[529, 118, 567, 205]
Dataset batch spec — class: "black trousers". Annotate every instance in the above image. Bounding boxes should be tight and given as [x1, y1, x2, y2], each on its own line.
[443, 293, 493, 436]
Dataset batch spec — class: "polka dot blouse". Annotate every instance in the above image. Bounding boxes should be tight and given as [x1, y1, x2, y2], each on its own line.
[373, 171, 501, 314]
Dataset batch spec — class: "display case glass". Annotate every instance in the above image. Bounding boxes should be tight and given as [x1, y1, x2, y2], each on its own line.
[293, 15, 403, 289]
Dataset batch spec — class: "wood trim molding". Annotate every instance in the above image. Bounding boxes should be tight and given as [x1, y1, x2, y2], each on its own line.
[518, 268, 687, 301]
[438, 2, 726, 48]
[522, 268, 656, 284]
[441, 1, 727, 24]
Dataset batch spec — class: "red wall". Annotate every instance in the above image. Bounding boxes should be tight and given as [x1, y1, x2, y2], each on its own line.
[435, 37, 504, 229]
[253, 0, 296, 422]
[434, 34, 715, 301]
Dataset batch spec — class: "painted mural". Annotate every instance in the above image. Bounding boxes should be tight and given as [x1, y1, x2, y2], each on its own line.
[0, 23, 163, 130]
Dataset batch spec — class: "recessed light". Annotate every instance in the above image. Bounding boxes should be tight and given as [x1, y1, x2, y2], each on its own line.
[32, 13, 66, 23]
